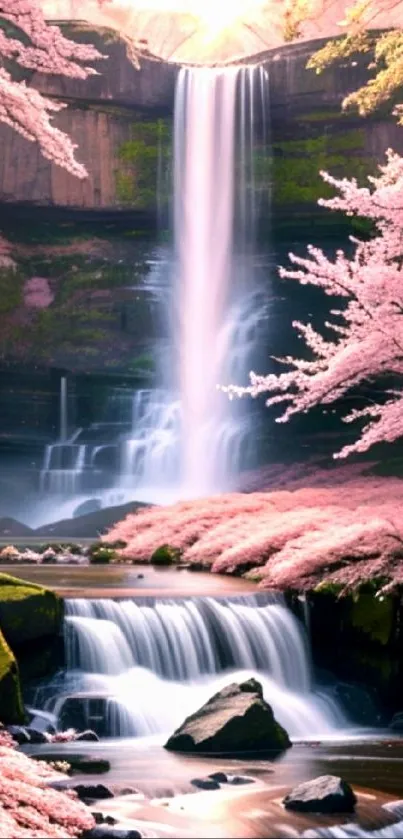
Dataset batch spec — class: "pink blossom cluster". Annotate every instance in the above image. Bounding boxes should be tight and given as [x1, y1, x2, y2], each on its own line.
[0, 0, 104, 177]
[223, 150, 403, 459]
[105, 476, 403, 590]
[0, 729, 94, 838]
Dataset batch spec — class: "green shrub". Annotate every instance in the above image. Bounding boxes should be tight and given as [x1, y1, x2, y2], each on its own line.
[150, 544, 181, 566]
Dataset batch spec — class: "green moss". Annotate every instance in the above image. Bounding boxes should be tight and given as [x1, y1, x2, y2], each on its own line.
[262, 128, 376, 210]
[115, 119, 171, 209]
[0, 573, 63, 648]
[350, 593, 394, 646]
[0, 269, 23, 315]
[314, 580, 344, 596]
[0, 628, 24, 724]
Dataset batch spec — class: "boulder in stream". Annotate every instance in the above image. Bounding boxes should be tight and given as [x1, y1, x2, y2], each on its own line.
[164, 678, 291, 755]
[283, 774, 356, 813]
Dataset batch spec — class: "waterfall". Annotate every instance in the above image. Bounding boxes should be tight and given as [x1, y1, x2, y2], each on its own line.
[31, 65, 269, 527]
[59, 376, 68, 442]
[174, 68, 238, 494]
[38, 595, 345, 740]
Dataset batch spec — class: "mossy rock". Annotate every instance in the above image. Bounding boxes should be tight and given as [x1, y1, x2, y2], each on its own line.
[0, 628, 24, 724]
[350, 593, 394, 646]
[150, 545, 181, 566]
[0, 573, 63, 648]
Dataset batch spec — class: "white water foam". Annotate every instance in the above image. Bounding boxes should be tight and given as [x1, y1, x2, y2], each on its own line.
[39, 595, 345, 740]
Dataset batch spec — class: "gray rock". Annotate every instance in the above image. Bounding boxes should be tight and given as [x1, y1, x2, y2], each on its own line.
[92, 814, 117, 826]
[191, 777, 220, 790]
[74, 729, 100, 742]
[7, 725, 30, 745]
[72, 784, 114, 801]
[227, 775, 254, 785]
[208, 772, 227, 783]
[25, 727, 48, 744]
[283, 775, 356, 813]
[164, 678, 291, 755]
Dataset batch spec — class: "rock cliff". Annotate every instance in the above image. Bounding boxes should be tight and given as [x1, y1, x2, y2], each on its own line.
[0, 26, 401, 233]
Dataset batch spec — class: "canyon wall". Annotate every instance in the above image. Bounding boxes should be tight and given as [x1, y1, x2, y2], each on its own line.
[0, 26, 401, 234]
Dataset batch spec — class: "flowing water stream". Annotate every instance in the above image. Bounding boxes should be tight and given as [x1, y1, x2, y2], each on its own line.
[35, 594, 344, 740]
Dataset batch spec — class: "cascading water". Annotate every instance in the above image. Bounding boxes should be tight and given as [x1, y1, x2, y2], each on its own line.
[36, 595, 345, 740]
[31, 65, 270, 526]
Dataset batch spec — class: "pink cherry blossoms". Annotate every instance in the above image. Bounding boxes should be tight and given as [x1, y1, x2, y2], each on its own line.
[105, 475, 403, 592]
[0, 0, 104, 177]
[223, 149, 403, 459]
[0, 727, 94, 838]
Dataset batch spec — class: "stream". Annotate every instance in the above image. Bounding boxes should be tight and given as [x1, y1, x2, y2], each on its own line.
[12, 565, 403, 838]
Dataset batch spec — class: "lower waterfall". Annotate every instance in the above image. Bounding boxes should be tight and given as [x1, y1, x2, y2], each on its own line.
[38, 595, 345, 740]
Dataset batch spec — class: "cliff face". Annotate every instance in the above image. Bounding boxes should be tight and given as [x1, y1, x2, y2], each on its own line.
[0, 27, 401, 230]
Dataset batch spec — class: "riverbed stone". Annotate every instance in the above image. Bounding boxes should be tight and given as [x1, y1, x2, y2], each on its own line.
[0, 630, 24, 724]
[70, 783, 114, 801]
[164, 678, 291, 755]
[191, 777, 221, 790]
[283, 774, 357, 813]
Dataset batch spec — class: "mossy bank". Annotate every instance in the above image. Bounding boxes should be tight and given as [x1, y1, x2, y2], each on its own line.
[0, 573, 63, 724]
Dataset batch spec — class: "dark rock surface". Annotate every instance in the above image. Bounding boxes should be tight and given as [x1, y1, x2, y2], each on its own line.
[164, 678, 291, 755]
[83, 829, 142, 839]
[190, 777, 220, 790]
[283, 774, 357, 813]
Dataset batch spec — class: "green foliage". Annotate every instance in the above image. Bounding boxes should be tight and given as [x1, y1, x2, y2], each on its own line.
[115, 119, 171, 208]
[350, 593, 394, 646]
[150, 544, 181, 566]
[262, 129, 375, 211]
[0, 269, 23, 315]
[88, 542, 117, 564]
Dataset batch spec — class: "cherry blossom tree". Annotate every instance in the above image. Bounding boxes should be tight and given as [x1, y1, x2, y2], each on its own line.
[223, 149, 403, 458]
[0, 0, 105, 178]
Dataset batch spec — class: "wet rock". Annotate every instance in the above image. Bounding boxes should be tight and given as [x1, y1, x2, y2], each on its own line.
[71, 784, 114, 801]
[191, 777, 220, 790]
[92, 813, 117, 826]
[389, 712, 403, 732]
[25, 726, 48, 744]
[283, 775, 356, 813]
[227, 775, 255, 785]
[208, 772, 228, 783]
[7, 725, 30, 744]
[74, 729, 100, 742]
[165, 678, 291, 755]
[83, 829, 142, 839]
[44, 754, 111, 774]
[70, 757, 111, 774]
[116, 787, 140, 796]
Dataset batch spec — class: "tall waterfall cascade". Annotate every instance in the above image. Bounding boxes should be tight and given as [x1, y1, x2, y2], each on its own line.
[36, 595, 345, 740]
[33, 65, 270, 527]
